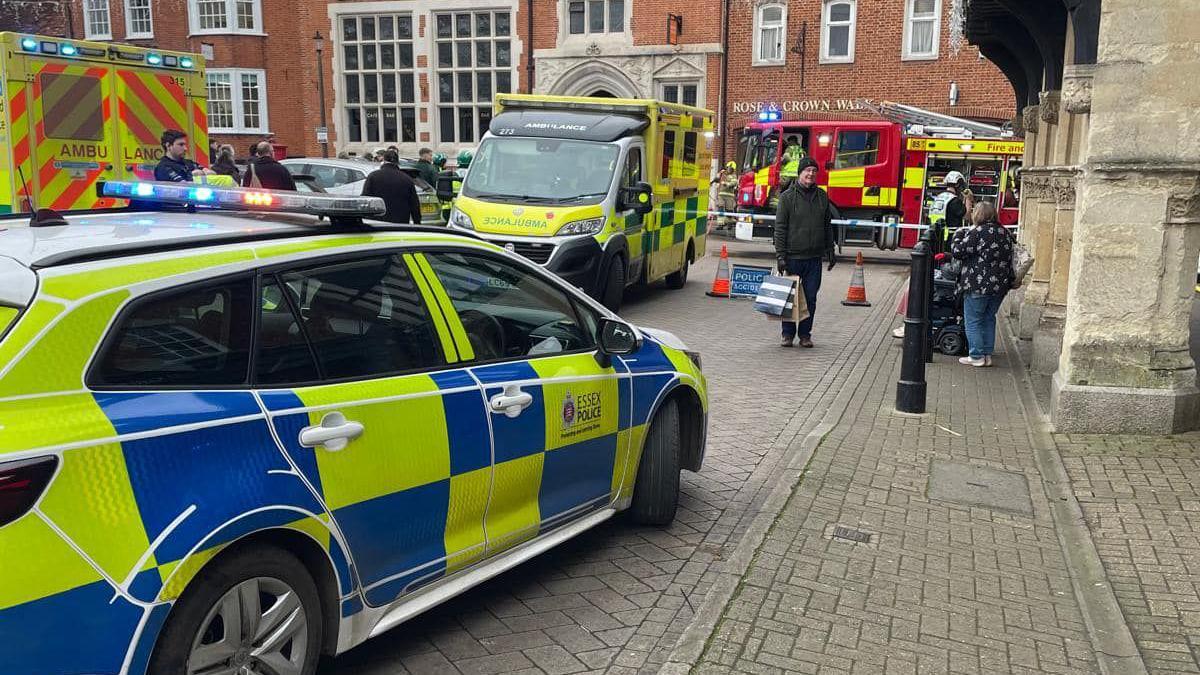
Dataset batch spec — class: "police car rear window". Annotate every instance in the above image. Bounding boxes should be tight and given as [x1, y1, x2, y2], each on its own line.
[91, 278, 254, 387]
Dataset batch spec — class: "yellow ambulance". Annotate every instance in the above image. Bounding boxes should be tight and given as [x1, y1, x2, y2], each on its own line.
[440, 94, 714, 311]
[0, 32, 207, 214]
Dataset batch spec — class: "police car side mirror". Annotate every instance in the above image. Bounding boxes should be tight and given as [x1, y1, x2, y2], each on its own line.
[596, 319, 641, 367]
[621, 182, 653, 215]
[436, 175, 455, 202]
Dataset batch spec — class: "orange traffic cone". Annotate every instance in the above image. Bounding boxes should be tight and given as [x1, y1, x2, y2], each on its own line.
[841, 251, 871, 306]
[706, 244, 731, 297]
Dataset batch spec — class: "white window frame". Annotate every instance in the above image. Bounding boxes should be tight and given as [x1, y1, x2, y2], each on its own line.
[124, 0, 154, 39]
[752, 2, 787, 67]
[659, 81, 702, 108]
[187, 0, 263, 36]
[820, 0, 856, 64]
[206, 68, 269, 134]
[902, 0, 941, 60]
[562, 0, 628, 38]
[83, 0, 113, 40]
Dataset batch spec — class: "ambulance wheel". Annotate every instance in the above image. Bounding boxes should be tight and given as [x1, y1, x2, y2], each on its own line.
[665, 242, 694, 290]
[601, 257, 625, 312]
[149, 544, 323, 675]
[937, 330, 966, 356]
[629, 398, 681, 525]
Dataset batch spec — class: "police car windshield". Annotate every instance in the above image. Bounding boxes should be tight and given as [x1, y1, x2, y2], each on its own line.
[462, 137, 619, 206]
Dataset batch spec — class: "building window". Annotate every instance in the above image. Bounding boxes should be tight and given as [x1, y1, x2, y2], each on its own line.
[661, 82, 699, 108]
[566, 0, 624, 35]
[124, 0, 154, 39]
[188, 0, 261, 34]
[83, 0, 112, 40]
[435, 10, 513, 144]
[206, 69, 268, 133]
[821, 0, 855, 63]
[753, 3, 786, 66]
[903, 0, 940, 59]
[340, 14, 418, 145]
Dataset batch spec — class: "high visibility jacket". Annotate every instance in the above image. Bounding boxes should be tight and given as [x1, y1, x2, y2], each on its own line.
[780, 145, 807, 179]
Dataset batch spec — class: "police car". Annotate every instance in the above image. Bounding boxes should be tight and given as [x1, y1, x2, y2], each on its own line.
[0, 182, 707, 675]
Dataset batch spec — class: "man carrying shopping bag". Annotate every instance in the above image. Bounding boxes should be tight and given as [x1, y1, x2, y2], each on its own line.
[774, 157, 837, 347]
[755, 273, 811, 325]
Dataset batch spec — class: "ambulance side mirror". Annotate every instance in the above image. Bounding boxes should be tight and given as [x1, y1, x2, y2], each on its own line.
[621, 182, 653, 215]
[436, 175, 455, 202]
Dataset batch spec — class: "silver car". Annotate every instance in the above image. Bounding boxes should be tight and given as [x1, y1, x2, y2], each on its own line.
[281, 157, 444, 224]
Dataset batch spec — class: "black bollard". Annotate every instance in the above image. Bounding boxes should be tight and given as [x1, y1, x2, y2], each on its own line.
[924, 230, 935, 363]
[896, 231, 932, 413]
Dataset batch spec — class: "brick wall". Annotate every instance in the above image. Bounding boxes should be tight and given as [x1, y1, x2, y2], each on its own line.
[1, 0, 70, 36]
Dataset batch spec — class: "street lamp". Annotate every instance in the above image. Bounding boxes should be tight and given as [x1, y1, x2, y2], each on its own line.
[314, 30, 329, 158]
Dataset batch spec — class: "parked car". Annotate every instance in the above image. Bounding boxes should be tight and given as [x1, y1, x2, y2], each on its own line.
[281, 157, 444, 224]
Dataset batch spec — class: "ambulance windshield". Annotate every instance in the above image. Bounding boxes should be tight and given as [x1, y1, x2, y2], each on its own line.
[462, 137, 620, 206]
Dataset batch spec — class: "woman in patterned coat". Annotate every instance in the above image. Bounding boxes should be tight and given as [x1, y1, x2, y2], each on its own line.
[950, 201, 1014, 367]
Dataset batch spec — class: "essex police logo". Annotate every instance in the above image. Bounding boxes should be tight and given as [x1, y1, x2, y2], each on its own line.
[562, 391, 577, 427]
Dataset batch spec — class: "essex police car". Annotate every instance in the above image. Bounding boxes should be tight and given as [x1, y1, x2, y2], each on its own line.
[0, 182, 707, 675]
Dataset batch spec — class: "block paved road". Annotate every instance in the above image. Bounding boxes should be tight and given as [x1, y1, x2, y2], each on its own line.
[322, 238, 909, 674]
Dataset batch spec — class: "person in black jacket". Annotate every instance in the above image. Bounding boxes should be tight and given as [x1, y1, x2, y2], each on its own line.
[773, 156, 836, 348]
[211, 144, 241, 183]
[951, 201, 1013, 367]
[155, 129, 212, 182]
[362, 149, 422, 224]
[242, 141, 297, 191]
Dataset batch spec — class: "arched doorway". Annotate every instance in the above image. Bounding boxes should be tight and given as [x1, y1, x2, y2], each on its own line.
[548, 60, 641, 99]
[589, 90, 616, 98]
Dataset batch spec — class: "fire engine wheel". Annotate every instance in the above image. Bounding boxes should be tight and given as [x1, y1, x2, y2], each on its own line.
[665, 242, 693, 290]
[601, 256, 625, 312]
[629, 398, 681, 526]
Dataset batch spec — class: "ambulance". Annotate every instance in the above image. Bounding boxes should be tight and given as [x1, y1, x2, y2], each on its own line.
[439, 94, 715, 312]
[0, 32, 207, 214]
[735, 101, 1024, 249]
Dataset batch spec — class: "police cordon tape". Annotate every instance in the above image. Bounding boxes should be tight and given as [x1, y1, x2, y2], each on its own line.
[706, 210, 1019, 232]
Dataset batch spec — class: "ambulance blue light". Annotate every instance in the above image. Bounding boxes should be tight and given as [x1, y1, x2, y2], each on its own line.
[60, 44, 78, 56]
[20, 38, 37, 51]
[180, 57, 194, 68]
[134, 183, 155, 197]
[189, 187, 215, 202]
[147, 53, 163, 65]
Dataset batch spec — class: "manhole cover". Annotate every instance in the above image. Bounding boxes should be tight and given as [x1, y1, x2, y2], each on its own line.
[831, 525, 872, 544]
[928, 460, 1034, 515]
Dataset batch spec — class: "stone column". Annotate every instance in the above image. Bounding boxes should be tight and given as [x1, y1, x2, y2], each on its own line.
[1051, 0, 1200, 434]
[1016, 102, 1056, 340]
[1008, 106, 1039, 322]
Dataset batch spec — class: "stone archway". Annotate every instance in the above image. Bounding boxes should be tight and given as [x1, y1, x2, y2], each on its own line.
[548, 59, 642, 99]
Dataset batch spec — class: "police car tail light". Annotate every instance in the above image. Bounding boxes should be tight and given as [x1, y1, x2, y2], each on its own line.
[0, 456, 57, 527]
[97, 181, 386, 218]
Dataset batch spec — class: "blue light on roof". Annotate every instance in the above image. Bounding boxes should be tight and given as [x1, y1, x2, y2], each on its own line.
[20, 38, 37, 51]
[189, 187, 214, 202]
[179, 57, 194, 68]
[757, 109, 781, 122]
[134, 183, 155, 197]
[147, 53, 162, 65]
[60, 44, 78, 56]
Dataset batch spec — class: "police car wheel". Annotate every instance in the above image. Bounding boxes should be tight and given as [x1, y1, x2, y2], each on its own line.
[602, 257, 625, 312]
[629, 398, 681, 525]
[149, 545, 324, 675]
[665, 242, 693, 290]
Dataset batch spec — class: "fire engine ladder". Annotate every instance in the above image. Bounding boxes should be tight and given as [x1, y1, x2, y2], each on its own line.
[859, 100, 1010, 138]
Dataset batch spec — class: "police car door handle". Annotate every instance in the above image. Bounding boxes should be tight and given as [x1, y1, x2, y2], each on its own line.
[298, 412, 364, 452]
[489, 385, 533, 418]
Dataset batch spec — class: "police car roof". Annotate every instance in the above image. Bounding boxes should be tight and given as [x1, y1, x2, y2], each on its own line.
[0, 209, 475, 269]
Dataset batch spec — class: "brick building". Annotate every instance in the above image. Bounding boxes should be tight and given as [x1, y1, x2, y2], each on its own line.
[722, 0, 1015, 158]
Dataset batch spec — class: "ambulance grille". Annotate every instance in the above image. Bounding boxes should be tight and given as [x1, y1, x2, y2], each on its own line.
[500, 241, 555, 265]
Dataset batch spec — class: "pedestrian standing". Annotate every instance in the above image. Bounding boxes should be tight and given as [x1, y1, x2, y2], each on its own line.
[951, 202, 1013, 367]
[155, 129, 212, 182]
[211, 144, 241, 183]
[362, 149, 422, 224]
[415, 147, 438, 186]
[774, 156, 836, 348]
[717, 161, 739, 230]
[243, 141, 297, 191]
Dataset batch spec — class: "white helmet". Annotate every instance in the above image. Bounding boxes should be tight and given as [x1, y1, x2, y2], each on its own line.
[943, 170, 965, 187]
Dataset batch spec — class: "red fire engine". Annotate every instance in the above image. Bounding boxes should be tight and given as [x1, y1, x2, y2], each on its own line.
[734, 101, 1024, 249]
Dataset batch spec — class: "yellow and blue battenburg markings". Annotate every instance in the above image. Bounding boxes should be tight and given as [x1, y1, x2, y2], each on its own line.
[0, 234, 705, 674]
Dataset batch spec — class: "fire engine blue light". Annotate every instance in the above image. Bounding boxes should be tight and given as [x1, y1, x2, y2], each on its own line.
[134, 183, 155, 197]
[60, 44, 78, 56]
[20, 38, 37, 51]
[147, 53, 163, 65]
[190, 187, 214, 202]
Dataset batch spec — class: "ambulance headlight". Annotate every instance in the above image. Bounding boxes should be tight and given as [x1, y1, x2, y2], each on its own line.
[556, 217, 605, 236]
[448, 208, 474, 230]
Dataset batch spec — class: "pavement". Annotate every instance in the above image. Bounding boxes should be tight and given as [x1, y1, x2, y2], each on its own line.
[324, 236, 1200, 674]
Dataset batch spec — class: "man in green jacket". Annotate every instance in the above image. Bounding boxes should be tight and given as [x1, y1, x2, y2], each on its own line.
[774, 156, 837, 348]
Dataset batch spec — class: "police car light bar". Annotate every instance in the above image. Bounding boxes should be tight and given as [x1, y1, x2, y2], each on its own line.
[97, 181, 387, 217]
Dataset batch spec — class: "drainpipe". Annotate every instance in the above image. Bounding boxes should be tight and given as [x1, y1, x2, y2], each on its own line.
[525, 0, 535, 92]
[717, 0, 730, 164]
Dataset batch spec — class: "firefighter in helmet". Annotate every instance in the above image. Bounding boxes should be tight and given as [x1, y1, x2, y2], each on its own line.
[717, 160, 739, 231]
[928, 170, 970, 254]
[779, 134, 807, 193]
